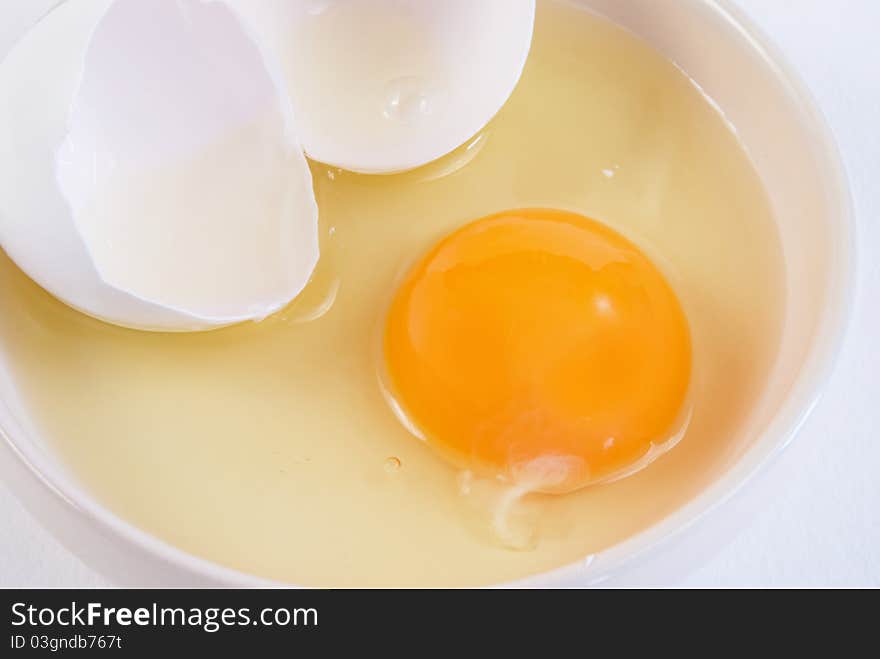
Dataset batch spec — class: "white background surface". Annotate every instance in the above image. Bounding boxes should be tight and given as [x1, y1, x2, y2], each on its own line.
[1, 0, 878, 588]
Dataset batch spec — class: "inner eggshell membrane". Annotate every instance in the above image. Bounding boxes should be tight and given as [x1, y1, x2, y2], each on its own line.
[56, 0, 319, 322]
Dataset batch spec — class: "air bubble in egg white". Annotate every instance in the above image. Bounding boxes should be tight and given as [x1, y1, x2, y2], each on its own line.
[384, 456, 402, 473]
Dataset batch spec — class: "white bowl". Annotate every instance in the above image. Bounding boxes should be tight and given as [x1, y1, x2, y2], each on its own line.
[0, 0, 855, 586]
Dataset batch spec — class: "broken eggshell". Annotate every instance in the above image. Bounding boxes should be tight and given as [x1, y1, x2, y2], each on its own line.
[0, 0, 319, 331]
[228, 0, 537, 174]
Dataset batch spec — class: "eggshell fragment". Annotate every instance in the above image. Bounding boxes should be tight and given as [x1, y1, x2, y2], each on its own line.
[228, 0, 536, 174]
[0, 0, 319, 331]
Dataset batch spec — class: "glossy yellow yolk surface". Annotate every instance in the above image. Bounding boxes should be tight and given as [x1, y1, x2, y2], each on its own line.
[383, 209, 692, 493]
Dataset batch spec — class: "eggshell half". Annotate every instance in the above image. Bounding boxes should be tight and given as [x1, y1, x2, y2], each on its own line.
[0, 0, 319, 331]
[229, 0, 536, 174]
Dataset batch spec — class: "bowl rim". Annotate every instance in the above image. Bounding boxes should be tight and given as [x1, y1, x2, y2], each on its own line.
[0, 0, 857, 588]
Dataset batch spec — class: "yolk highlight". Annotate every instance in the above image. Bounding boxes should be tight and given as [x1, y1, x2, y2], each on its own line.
[383, 209, 691, 493]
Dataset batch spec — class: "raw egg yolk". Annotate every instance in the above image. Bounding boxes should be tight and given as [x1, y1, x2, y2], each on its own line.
[383, 209, 691, 493]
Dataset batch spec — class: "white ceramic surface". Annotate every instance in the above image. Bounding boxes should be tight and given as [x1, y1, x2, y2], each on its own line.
[0, 0, 857, 586]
